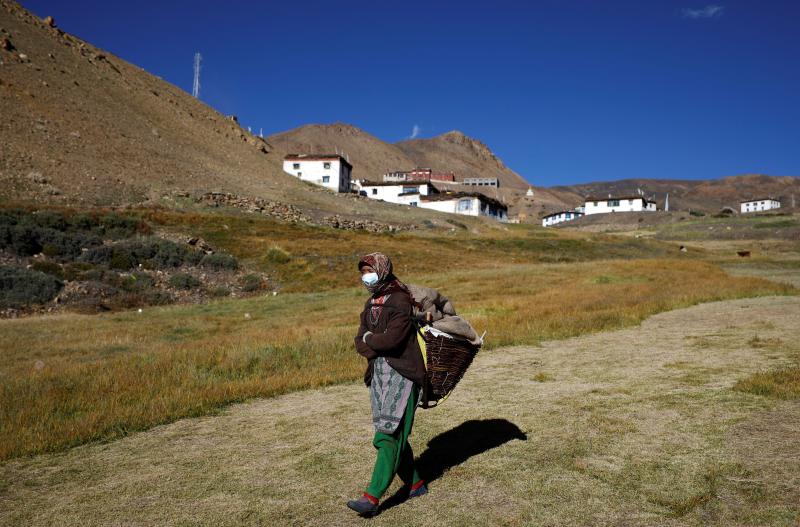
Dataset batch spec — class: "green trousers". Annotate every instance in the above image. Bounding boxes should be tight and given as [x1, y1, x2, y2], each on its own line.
[366, 385, 422, 499]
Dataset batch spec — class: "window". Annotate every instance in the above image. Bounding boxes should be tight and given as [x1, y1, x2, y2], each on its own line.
[323, 162, 331, 169]
[609, 200, 620, 207]
[322, 176, 330, 183]
[458, 199, 473, 212]
[402, 186, 416, 194]
[593, 202, 598, 206]
[372, 189, 378, 195]
[297, 172, 302, 177]
[410, 202, 418, 207]
[292, 163, 300, 169]
[628, 200, 633, 204]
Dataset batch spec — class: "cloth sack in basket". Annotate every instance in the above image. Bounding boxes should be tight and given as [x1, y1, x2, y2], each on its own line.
[408, 284, 481, 346]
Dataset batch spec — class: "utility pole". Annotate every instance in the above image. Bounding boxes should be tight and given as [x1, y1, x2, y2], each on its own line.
[665, 193, 669, 212]
[192, 52, 201, 98]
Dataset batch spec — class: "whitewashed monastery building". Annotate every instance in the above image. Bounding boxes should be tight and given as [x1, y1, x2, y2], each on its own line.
[541, 210, 584, 227]
[354, 180, 435, 207]
[283, 154, 353, 193]
[354, 180, 508, 221]
[740, 198, 781, 213]
[420, 192, 508, 221]
[584, 196, 657, 215]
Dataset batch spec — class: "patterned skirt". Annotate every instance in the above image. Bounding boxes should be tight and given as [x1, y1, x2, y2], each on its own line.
[370, 357, 414, 433]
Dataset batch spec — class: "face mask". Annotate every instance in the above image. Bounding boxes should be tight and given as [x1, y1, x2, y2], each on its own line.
[361, 272, 379, 287]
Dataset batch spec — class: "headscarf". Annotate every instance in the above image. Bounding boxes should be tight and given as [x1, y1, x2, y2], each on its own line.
[358, 252, 418, 321]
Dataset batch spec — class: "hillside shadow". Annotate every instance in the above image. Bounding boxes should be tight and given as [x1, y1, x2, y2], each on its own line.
[379, 419, 527, 512]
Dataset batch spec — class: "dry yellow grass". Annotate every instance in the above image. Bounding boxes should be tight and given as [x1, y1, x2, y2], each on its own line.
[735, 368, 800, 399]
[0, 258, 791, 460]
[2, 296, 798, 526]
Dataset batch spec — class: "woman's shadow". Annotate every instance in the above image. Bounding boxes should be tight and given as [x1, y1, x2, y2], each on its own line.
[380, 418, 527, 512]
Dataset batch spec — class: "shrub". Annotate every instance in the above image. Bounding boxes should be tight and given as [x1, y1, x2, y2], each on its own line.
[200, 253, 239, 271]
[32, 210, 68, 231]
[63, 262, 95, 281]
[98, 214, 146, 239]
[122, 240, 158, 261]
[0, 209, 25, 229]
[71, 213, 97, 232]
[141, 289, 173, 305]
[119, 272, 154, 292]
[0, 266, 63, 308]
[37, 229, 101, 260]
[109, 248, 136, 270]
[239, 274, 263, 292]
[30, 260, 64, 279]
[209, 286, 231, 297]
[150, 240, 192, 268]
[4, 224, 42, 256]
[79, 245, 114, 265]
[169, 272, 201, 290]
[79, 239, 194, 270]
[265, 246, 291, 264]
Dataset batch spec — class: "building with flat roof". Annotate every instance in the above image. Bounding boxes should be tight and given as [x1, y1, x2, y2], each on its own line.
[283, 154, 352, 193]
[584, 196, 656, 215]
[740, 198, 780, 213]
[420, 192, 508, 222]
[542, 210, 584, 227]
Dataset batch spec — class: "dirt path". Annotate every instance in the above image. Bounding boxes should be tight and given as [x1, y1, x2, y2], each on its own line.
[1, 296, 798, 526]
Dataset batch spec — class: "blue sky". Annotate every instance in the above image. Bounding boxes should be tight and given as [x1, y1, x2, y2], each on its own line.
[24, 1, 800, 186]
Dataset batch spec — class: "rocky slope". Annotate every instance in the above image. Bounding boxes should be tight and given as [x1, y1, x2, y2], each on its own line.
[0, 0, 296, 205]
[0, 1, 450, 229]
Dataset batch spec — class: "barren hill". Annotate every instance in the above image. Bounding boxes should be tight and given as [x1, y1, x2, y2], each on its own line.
[396, 131, 530, 190]
[0, 0, 291, 205]
[0, 1, 448, 227]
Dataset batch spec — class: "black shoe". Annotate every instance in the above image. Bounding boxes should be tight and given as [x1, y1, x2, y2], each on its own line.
[347, 495, 378, 517]
[409, 483, 428, 499]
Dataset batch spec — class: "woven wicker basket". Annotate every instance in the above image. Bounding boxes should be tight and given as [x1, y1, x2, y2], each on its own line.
[419, 328, 480, 408]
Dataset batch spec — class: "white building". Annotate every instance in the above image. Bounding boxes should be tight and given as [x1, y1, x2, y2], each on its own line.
[353, 180, 435, 207]
[541, 210, 584, 227]
[740, 198, 780, 213]
[283, 154, 353, 193]
[463, 177, 499, 188]
[584, 196, 656, 215]
[420, 192, 508, 222]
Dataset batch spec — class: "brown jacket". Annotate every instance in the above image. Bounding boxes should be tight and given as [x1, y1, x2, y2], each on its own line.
[355, 291, 426, 388]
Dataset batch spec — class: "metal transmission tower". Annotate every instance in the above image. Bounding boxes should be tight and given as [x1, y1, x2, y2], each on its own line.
[192, 52, 202, 98]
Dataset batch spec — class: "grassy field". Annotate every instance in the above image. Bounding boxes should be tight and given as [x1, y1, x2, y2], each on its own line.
[1, 205, 799, 525]
[0, 257, 792, 460]
[2, 295, 798, 526]
[139, 206, 682, 292]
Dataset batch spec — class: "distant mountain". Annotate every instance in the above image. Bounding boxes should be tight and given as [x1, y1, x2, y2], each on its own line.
[552, 174, 800, 212]
[396, 131, 530, 190]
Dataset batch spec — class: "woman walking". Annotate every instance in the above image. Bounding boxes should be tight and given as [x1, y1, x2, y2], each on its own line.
[347, 252, 428, 517]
